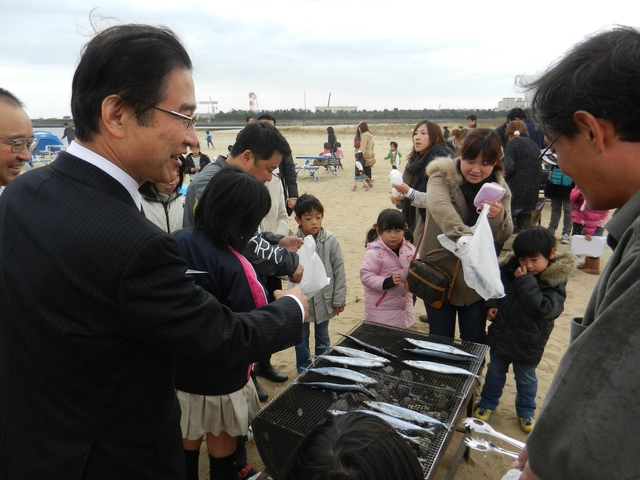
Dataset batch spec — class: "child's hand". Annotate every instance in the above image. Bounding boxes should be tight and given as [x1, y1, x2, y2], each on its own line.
[392, 273, 401, 285]
[334, 307, 344, 316]
[514, 266, 528, 278]
[486, 307, 498, 321]
[585, 234, 592, 241]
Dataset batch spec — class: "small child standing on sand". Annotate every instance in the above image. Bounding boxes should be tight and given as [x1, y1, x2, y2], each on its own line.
[384, 141, 402, 169]
[293, 194, 347, 372]
[474, 226, 573, 432]
[352, 157, 371, 191]
[360, 209, 415, 329]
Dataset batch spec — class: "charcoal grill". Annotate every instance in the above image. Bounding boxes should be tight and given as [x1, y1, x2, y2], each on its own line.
[252, 321, 487, 479]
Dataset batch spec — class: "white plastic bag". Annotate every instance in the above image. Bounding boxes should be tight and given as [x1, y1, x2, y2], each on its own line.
[437, 204, 505, 300]
[289, 235, 330, 299]
[389, 169, 404, 199]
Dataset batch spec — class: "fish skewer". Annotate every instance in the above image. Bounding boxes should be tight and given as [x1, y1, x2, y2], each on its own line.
[404, 338, 477, 359]
[305, 367, 378, 385]
[329, 345, 390, 364]
[338, 333, 397, 359]
[363, 401, 452, 430]
[403, 360, 481, 379]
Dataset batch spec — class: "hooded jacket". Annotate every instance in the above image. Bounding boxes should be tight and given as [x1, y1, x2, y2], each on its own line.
[416, 157, 513, 306]
[360, 237, 416, 328]
[139, 183, 183, 233]
[486, 252, 574, 364]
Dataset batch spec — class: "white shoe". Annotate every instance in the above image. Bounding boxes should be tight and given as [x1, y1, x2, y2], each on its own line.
[561, 234, 570, 244]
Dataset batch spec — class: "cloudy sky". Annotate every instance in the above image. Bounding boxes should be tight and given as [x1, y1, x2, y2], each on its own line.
[1, 1, 632, 119]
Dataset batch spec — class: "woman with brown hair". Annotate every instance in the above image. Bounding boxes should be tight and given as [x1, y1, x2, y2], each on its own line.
[394, 129, 513, 343]
[392, 120, 453, 245]
[358, 122, 375, 181]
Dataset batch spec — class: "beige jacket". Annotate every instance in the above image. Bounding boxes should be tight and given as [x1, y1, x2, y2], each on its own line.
[419, 157, 513, 306]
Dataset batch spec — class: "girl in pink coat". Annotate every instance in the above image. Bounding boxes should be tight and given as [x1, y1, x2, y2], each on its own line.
[360, 209, 416, 328]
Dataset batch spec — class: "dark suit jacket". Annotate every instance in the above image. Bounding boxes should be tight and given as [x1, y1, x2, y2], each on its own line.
[0, 152, 302, 479]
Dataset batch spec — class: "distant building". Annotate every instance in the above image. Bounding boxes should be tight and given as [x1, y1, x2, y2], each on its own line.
[496, 97, 529, 111]
[315, 106, 358, 113]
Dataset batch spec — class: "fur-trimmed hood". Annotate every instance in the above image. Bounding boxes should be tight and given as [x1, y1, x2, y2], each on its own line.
[425, 156, 507, 188]
[500, 251, 576, 287]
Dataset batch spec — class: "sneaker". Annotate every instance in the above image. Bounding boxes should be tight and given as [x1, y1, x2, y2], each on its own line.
[238, 463, 261, 480]
[519, 417, 535, 432]
[473, 407, 493, 421]
[561, 234, 570, 244]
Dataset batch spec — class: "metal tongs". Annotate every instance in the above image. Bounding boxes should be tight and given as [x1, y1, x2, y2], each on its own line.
[464, 437, 519, 459]
[462, 417, 526, 450]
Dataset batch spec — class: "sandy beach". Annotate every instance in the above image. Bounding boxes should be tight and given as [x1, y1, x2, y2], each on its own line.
[187, 124, 607, 479]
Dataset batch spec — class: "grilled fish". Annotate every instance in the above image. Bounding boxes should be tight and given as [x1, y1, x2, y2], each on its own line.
[314, 355, 386, 368]
[329, 345, 390, 363]
[363, 400, 451, 430]
[404, 338, 477, 359]
[338, 334, 397, 359]
[294, 380, 376, 398]
[404, 348, 472, 363]
[306, 367, 378, 385]
[357, 409, 436, 435]
[402, 360, 480, 379]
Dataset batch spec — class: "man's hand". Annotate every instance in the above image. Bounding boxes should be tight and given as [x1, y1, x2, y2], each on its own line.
[287, 198, 298, 210]
[288, 263, 304, 284]
[275, 286, 308, 319]
[512, 447, 541, 480]
[279, 236, 304, 252]
[333, 307, 344, 316]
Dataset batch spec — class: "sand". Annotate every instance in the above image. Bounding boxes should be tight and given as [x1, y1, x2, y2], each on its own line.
[191, 124, 607, 479]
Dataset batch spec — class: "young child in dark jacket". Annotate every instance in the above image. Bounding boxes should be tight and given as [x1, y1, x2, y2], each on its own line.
[474, 226, 574, 433]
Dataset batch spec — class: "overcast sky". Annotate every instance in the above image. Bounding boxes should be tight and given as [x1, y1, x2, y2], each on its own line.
[1, 1, 633, 119]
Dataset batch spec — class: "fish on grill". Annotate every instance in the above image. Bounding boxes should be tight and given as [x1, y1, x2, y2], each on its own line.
[363, 400, 451, 430]
[338, 333, 398, 359]
[294, 380, 376, 399]
[403, 360, 481, 379]
[314, 355, 386, 368]
[329, 345, 390, 363]
[306, 367, 378, 385]
[404, 338, 477, 359]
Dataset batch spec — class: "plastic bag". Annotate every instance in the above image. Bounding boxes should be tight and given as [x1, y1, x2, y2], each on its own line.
[289, 235, 330, 299]
[389, 169, 404, 198]
[437, 204, 505, 300]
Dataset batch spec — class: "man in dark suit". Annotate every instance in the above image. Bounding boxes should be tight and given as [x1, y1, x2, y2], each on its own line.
[0, 24, 307, 480]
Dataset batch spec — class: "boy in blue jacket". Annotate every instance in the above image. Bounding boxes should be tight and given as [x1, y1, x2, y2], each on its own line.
[474, 226, 574, 432]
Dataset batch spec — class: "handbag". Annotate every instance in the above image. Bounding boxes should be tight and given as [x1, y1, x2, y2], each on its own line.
[405, 228, 460, 309]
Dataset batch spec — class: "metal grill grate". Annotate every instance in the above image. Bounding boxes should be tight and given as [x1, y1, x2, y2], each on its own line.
[253, 321, 488, 479]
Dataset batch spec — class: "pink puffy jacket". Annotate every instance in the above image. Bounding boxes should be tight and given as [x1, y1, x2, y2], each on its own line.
[570, 187, 609, 235]
[360, 238, 416, 328]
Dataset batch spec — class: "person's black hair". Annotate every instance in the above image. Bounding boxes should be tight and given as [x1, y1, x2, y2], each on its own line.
[365, 209, 408, 247]
[513, 226, 556, 259]
[336, 142, 342, 148]
[194, 167, 270, 251]
[460, 128, 503, 168]
[323, 142, 331, 149]
[245, 115, 254, 123]
[327, 126, 335, 134]
[294, 193, 324, 218]
[390, 141, 398, 149]
[71, 24, 192, 142]
[256, 113, 277, 126]
[0, 88, 24, 108]
[507, 108, 527, 122]
[279, 412, 424, 480]
[467, 114, 477, 122]
[230, 122, 291, 161]
[520, 26, 640, 142]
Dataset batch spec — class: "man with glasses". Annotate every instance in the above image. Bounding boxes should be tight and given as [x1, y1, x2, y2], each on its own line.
[0, 24, 307, 480]
[0, 88, 35, 195]
[513, 26, 640, 480]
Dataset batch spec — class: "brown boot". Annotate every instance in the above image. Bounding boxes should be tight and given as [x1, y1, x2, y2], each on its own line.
[583, 256, 600, 275]
[577, 255, 588, 269]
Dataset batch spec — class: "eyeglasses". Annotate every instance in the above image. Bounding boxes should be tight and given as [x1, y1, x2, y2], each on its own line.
[538, 133, 560, 161]
[153, 106, 199, 130]
[0, 136, 39, 153]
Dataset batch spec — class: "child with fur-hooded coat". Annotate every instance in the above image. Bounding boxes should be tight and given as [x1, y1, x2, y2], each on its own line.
[486, 251, 574, 365]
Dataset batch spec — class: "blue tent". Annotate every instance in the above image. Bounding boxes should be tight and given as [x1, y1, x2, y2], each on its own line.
[33, 130, 64, 154]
